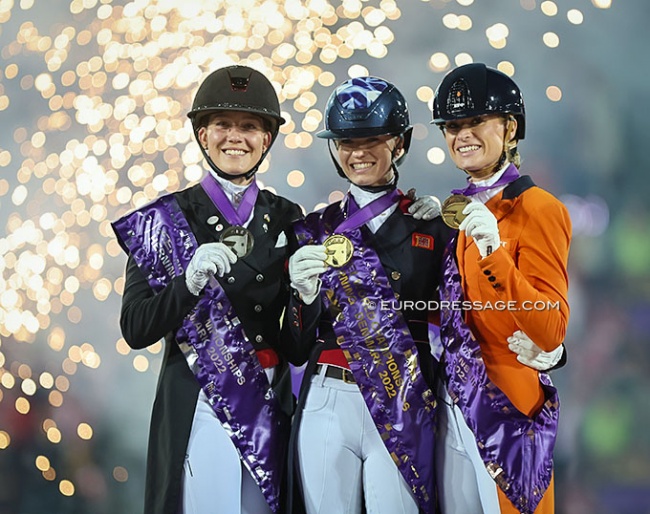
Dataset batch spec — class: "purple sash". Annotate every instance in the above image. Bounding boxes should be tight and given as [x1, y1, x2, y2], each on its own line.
[294, 200, 438, 513]
[439, 236, 559, 514]
[112, 194, 288, 513]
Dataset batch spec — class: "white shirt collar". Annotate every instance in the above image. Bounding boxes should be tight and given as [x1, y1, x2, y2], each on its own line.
[469, 162, 510, 204]
[347, 181, 398, 234]
[208, 170, 253, 205]
[348, 182, 391, 207]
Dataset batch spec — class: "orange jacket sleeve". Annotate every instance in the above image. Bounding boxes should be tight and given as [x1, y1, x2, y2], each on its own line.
[477, 193, 571, 351]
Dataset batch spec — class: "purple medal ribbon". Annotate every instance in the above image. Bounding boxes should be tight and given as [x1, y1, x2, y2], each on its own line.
[201, 174, 259, 225]
[112, 195, 288, 513]
[451, 163, 520, 196]
[294, 201, 438, 512]
[439, 236, 559, 514]
[335, 189, 400, 233]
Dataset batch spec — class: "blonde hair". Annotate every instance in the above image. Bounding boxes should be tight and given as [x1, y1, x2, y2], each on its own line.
[507, 146, 521, 168]
[504, 115, 521, 168]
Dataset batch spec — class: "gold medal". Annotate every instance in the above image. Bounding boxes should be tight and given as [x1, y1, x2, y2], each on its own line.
[219, 225, 255, 258]
[323, 234, 354, 268]
[441, 194, 472, 229]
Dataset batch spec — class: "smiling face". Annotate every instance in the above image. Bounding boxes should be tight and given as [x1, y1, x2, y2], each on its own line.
[335, 135, 402, 187]
[442, 114, 517, 180]
[198, 111, 272, 184]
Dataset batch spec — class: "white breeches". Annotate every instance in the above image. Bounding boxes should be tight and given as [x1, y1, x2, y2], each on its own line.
[435, 384, 500, 514]
[180, 369, 275, 514]
[298, 364, 419, 514]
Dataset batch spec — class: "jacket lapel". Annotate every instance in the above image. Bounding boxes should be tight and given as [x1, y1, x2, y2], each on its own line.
[237, 197, 273, 274]
[486, 175, 536, 222]
[364, 204, 416, 272]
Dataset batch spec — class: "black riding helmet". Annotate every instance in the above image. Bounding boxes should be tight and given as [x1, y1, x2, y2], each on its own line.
[188, 65, 285, 181]
[432, 63, 526, 141]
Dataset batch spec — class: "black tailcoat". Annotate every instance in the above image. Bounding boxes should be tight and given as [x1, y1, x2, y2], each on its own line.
[118, 182, 302, 514]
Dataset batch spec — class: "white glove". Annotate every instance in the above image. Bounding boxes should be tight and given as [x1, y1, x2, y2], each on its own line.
[409, 195, 442, 220]
[185, 242, 238, 296]
[288, 245, 327, 305]
[459, 201, 500, 258]
[507, 330, 564, 371]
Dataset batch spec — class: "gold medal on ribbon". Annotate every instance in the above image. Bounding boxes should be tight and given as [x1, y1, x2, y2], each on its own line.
[323, 234, 354, 268]
[220, 225, 255, 258]
[441, 194, 472, 229]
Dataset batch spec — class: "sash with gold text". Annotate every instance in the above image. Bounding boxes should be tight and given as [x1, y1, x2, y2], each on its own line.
[439, 236, 559, 514]
[112, 194, 288, 513]
[293, 197, 437, 513]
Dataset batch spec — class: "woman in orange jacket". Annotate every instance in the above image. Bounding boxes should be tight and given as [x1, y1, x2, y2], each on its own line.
[431, 63, 571, 514]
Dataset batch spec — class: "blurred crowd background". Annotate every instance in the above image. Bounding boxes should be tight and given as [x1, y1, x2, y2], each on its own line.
[1, 1, 649, 513]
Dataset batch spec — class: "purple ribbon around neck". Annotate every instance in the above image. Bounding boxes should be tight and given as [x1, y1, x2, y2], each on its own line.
[451, 163, 520, 196]
[112, 195, 288, 513]
[438, 236, 559, 514]
[335, 189, 400, 233]
[201, 175, 259, 226]
[293, 202, 438, 512]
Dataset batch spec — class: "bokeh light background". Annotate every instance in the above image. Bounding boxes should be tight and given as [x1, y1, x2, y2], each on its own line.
[1, 0, 649, 513]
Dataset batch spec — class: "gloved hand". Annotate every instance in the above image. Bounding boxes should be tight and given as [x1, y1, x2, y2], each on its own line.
[185, 242, 238, 296]
[459, 201, 500, 258]
[507, 330, 564, 371]
[288, 245, 327, 305]
[408, 195, 442, 220]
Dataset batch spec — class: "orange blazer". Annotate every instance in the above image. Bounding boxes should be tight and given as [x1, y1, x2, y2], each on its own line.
[456, 177, 572, 417]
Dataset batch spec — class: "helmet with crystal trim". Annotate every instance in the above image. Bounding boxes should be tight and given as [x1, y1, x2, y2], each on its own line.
[432, 63, 525, 140]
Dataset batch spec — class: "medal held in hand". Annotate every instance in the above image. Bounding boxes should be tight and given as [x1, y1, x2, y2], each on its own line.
[441, 194, 472, 229]
[220, 225, 255, 258]
[323, 234, 353, 267]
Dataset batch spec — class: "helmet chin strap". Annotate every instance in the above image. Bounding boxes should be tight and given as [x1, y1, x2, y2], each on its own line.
[459, 151, 508, 179]
[197, 130, 273, 183]
[357, 161, 399, 193]
[460, 117, 516, 178]
[203, 152, 255, 181]
[328, 140, 348, 180]
[329, 136, 403, 192]
[205, 153, 267, 182]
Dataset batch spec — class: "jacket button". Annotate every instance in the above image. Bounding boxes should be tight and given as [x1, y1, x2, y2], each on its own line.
[493, 283, 501, 289]
[254, 304, 263, 313]
[483, 270, 491, 275]
[391, 271, 401, 281]
[255, 335, 263, 343]
[256, 274, 264, 282]
[488, 276, 496, 282]
[227, 276, 235, 284]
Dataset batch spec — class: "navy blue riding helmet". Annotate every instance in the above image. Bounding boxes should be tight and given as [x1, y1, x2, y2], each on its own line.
[317, 76, 413, 179]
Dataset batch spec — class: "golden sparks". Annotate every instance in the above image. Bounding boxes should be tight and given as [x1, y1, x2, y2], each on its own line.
[0, 0, 614, 502]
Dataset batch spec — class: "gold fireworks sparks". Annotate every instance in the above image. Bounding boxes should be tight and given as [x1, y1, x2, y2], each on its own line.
[0, 0, 404, 341]
[0, 0, 406, 499]
[0, 0, 612, 500]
